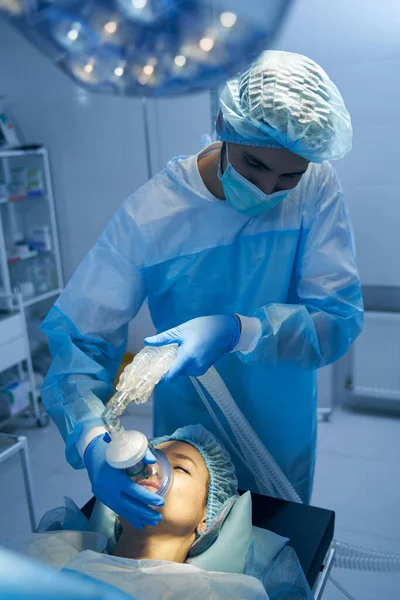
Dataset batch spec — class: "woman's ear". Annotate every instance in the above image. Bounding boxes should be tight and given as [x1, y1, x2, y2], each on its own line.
[195, 513, 207, 536]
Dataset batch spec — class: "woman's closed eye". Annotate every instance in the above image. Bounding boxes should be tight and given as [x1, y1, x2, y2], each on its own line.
[174, 464, 191, 475]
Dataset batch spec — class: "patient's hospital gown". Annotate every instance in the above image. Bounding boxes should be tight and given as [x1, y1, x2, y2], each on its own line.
[64, 550, 269, 600]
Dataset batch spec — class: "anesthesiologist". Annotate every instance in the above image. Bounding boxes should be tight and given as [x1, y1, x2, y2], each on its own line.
[41, 50, 363, 527]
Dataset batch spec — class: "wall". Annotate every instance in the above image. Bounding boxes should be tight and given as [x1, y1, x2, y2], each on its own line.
[147, 93, 212, 175]
[274, 0, 400, 288]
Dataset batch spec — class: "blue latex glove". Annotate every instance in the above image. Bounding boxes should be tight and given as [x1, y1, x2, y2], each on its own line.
[145, 314, 241, 382]
[84, 434, 164, 530]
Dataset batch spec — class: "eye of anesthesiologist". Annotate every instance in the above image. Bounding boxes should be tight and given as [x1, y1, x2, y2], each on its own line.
[223, 143, 310, 195]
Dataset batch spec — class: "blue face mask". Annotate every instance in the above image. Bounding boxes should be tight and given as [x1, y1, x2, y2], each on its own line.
[218, 145, 289, 217]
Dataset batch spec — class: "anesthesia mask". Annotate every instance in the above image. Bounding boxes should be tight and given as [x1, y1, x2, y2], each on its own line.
[104, 428, 174, 497]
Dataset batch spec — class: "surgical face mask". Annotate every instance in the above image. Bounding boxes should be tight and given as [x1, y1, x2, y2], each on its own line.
[126, 446, 174, 497]
[218, 145, 289, 216]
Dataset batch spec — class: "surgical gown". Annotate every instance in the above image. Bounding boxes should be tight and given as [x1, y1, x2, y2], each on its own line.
[41, 143, 363, 502]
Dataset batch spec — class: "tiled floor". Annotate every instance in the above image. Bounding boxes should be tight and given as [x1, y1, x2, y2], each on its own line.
[0, 402, 399, 599]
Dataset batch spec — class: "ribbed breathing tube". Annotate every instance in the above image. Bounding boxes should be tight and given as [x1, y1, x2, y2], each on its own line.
[333, 541, 400, 573]
[105, 344, 400, 574]
[195, 368, 302, 502]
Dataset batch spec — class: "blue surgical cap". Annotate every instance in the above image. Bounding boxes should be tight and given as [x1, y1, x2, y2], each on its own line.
[216, 50, 352, 163]
[151, 424, 238, 531]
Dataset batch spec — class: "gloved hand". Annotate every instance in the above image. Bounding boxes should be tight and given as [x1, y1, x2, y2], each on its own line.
[84, 434, 164, 530]
[145, 314, 241, 382]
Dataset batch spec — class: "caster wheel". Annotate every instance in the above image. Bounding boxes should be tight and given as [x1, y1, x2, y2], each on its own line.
[36, 414, 49, 428]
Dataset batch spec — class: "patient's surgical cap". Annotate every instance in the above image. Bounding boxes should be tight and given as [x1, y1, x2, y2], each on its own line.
[216, 50, 352, 163]
[151, 424, 238, 531]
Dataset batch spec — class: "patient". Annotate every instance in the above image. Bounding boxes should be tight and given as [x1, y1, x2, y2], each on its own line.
[5, 426, 313, 599]
[61, 425, 271, 599]
[113, 424, 238, 563]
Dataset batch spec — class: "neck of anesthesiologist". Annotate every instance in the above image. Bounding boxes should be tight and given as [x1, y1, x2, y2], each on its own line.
[197, 143, 226, 200]
[113, 526, 195, 563]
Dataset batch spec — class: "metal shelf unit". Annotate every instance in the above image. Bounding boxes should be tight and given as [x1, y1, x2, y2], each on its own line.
[0, 147, 63, 309]
[0, 148, 63, 427]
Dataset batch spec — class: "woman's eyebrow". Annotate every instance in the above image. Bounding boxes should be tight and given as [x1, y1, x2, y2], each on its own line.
[170, 452, 198, 469]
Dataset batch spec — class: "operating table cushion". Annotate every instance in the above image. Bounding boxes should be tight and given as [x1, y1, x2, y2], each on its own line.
[187, 491, 253, 573]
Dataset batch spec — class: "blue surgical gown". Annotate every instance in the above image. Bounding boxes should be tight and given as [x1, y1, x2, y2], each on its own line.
[41, 145, 363, 502]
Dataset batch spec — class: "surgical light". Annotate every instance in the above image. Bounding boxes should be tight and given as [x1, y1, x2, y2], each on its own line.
[199, 37, 214, 52]
[143, 64, 154, 76]
[104, 21, 118, 34]
[2, 0, 294, 96]
[84, 62, 93, 74]
[220, 11, 237, 28]
[67, 26, 80, 41]
[174, 55, 186, 67]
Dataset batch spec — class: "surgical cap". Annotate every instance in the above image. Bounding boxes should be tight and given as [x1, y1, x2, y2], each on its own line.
[151, 424, 238, 532]
[216, 50, 352, 163]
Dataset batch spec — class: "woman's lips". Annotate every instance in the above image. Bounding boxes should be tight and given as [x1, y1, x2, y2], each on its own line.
[137, 479, 159, 492]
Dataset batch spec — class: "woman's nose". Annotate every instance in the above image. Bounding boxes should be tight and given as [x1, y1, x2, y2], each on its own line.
[146, 463, 158, 478]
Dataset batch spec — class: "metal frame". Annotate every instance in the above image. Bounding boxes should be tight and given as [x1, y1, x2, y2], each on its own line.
[16, 291, 40, 423]
[0, 432, 37, 532]
[40, 147, 64, 291]
[312, 545, 336, 600]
